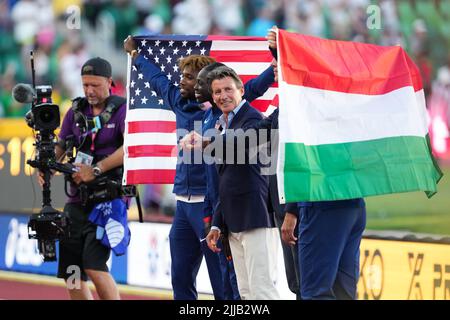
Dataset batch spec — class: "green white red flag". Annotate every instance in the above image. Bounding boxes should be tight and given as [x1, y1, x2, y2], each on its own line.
[276, 29, 442, 203]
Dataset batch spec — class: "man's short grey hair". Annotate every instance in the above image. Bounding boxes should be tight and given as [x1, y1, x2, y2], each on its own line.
[207, 66, 243, 92]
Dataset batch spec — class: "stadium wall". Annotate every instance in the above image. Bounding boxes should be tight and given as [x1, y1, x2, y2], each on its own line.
[1, 212, 449, 300]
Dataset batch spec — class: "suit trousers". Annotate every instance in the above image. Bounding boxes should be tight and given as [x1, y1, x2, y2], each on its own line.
[272, 206, 300, 298]
[218, 250, 241, 300]
[229, 227, 280, 300]
[298, 199, 366, 300]
[169, 200, 224, 300]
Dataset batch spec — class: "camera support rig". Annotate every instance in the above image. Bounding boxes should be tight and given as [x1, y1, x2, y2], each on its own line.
[27, 129, 76, 261]
[19, 51, 77, 262]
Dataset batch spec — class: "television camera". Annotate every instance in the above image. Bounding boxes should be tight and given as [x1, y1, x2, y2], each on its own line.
[12, 52, 74, 262]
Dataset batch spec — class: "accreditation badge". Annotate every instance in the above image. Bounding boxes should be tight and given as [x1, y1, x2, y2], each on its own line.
[74, 151, 94, 166]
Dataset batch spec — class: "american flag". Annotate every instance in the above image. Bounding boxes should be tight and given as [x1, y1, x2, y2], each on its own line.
[124, 35, 278, 185]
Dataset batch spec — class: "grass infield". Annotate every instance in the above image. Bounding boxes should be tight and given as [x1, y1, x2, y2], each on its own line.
[366, 165, 450, 236]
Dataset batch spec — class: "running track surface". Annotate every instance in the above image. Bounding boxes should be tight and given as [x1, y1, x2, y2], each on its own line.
[0, 270, 212, 300]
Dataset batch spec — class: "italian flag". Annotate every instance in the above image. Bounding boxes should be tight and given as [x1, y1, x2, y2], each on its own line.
[276, 29, 442, 203]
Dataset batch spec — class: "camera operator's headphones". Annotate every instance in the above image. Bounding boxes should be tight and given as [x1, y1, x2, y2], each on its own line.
[70, 95, 126, 152]
[72, 95, 125, 132]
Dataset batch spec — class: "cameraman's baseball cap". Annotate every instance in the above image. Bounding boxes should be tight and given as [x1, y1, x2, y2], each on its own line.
[81, 57, 116, 86]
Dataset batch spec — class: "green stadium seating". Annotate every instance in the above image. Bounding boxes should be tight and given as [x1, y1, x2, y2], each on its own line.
[397, 0, 416, 43]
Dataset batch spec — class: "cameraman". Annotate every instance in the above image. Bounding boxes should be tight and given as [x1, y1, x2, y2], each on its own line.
[39, 57, 126, 300]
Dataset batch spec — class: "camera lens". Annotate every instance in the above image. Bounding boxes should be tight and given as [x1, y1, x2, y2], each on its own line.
[39, 109, 54, 123]
[32, 103, 60, 131]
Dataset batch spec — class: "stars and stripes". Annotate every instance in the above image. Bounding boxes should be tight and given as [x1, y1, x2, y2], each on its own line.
[124, 35, 276, 184]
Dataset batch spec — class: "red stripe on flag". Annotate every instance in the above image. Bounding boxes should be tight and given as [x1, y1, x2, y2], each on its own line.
[270, 94, 279, 107]
[278, 29, 422, 95]
[126, 169, 176, 184]
[128, 145, 177, 158]
[128, 121, 176, 134]
[239, 75, 278, 87]
[209, 50, 273, 62]
[250, 100, 271, 112]
[206, 35, 265, 41]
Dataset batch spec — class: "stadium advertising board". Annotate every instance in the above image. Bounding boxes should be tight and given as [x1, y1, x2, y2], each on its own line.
[0, 213, 128, 283]
[357, 238, 450, 300]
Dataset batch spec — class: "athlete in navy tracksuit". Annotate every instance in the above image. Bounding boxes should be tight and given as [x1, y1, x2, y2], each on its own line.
[125, 35, 275, 300]
[290, 199, 366, 300]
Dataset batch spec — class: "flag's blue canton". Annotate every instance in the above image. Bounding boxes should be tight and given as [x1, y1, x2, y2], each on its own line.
[129, 35, 212, 111]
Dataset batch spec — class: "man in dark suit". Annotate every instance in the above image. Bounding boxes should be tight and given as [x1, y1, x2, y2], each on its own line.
[200, 66, 280, 300]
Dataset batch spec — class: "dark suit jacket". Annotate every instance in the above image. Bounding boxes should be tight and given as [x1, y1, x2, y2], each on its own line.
[212, 101, 274, 233]
[254, 108, 284, 218]
[247, 108, 298, 218]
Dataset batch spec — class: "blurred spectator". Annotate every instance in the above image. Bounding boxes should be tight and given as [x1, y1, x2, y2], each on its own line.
[11, 0, 54, 46]
[328, 0, 352, 40]
[436, 53, 450, 88]
[435, 53, 450, 126]
[284, 0, 324, 36]
[135, 13, 165, 35]
[28, 27, 58, 85]
[0, 72, 27, 117]
[415, 48, 434, 101]
[111, 75, 126, 97]
[242, 0, 266, 24]
[171, 0, 211, 35]
[133, 0, 157, 25]
[246, 5, 275, 37]
[379, 27, 405, 47]
[379, 0, 399, 32]
[409, 19, 430, 57]
[102, 0, 138, 48]
[211, 0, 244, 35]
[57, 32, 90, 98]
[350, 4, 371, 43]
[83, 0, 109, 28]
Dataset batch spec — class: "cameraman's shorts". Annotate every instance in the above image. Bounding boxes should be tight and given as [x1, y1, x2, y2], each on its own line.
[57, 203, 110, 281]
